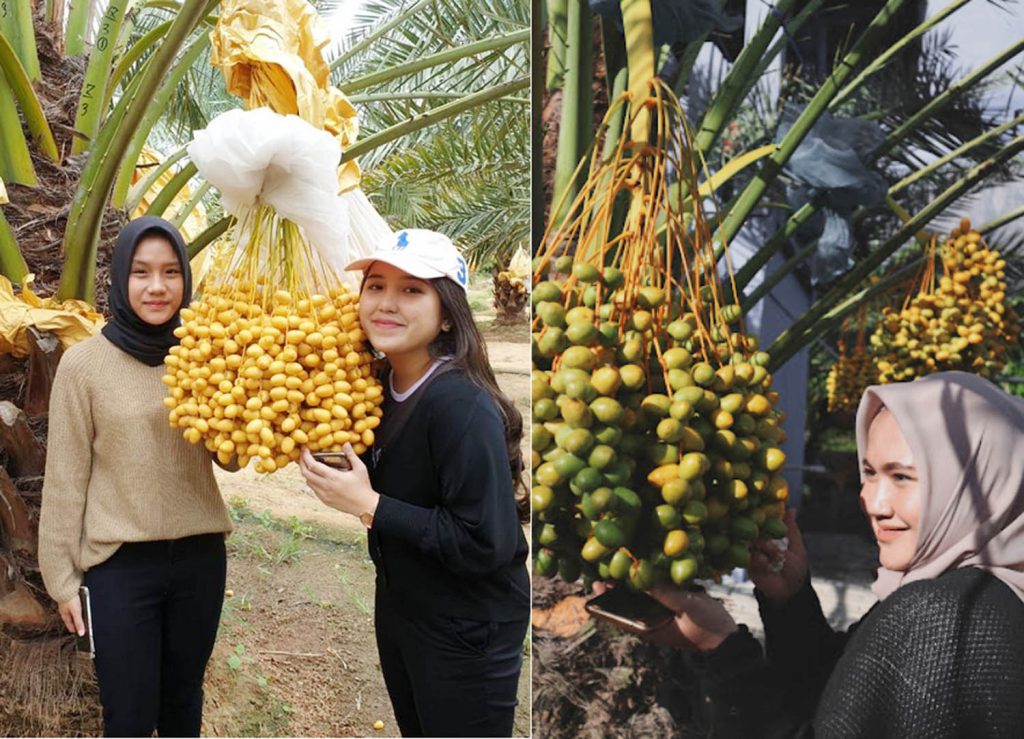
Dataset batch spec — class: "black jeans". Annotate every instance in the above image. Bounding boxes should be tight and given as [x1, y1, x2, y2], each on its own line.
[375, 591, 528, 737]
[83, 533, 226, 737]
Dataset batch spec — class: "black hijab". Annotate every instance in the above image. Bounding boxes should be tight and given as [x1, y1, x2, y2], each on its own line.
[101, 216, 192, 367]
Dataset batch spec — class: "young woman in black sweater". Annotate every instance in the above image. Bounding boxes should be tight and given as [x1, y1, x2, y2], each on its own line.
[298, 229, 530, 738]
[607, 371, 1024, 737]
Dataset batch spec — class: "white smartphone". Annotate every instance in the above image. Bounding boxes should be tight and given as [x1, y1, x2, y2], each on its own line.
[76, 585, 95, 659]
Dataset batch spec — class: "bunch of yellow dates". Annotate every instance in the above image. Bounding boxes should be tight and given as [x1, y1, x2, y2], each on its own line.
[826, 340, 877, 414]
[872, 219, 1019, 383]
[162, 279, 382, 473]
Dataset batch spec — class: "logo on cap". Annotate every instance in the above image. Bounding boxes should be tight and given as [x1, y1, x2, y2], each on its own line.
[395, 231, 410, 250]
[455, 256, 468, 286]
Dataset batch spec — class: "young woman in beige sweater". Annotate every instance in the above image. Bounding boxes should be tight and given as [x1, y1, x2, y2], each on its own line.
[39, 216, 233, 737]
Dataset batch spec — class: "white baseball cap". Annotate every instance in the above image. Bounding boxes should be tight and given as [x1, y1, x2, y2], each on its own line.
[345, 229, 470, 293]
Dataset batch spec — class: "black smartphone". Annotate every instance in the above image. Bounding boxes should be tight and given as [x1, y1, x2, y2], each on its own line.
[77, 586, 95, 659]
[311, 451, 352, 470]
[585, 587, 675, 634]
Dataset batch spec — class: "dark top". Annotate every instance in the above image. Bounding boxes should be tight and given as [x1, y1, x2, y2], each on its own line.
[365, 369, 530, 622]
[685, 567, 1024, 738]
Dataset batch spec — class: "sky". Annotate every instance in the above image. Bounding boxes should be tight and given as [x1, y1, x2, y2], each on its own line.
[925, 0, 1023, 115]
[325, 0, 366, 46]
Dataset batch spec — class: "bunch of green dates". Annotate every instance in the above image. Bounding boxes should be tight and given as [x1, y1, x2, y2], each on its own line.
[531, 257, 789, 591]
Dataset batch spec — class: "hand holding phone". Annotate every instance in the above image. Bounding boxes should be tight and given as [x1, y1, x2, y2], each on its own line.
[57, 594, 83, 637]
[586, 583, 738, 650]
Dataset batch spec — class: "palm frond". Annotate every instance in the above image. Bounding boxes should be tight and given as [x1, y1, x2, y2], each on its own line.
[330, 0, 528, 86]
[161, 46, 238, 138]
[360, 104, 528, 267]
[326, 0, 528, 262]
[876, 31, 1008, 160]
[107, 6, 236, 145]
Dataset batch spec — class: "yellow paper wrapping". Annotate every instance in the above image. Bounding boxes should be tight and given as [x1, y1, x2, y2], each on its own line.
[189, 236, 237, 293]
[210, 0, 361, 191]
[211, 0, 328, 119]
[324, 87, 361, 192]
[0, 275, 105, 357]
[130, 146, 209, 243]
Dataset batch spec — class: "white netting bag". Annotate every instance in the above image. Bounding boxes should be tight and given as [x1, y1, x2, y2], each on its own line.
[188, 107, 349, 269]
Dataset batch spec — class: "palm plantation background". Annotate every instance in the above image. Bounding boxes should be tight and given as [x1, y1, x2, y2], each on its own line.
[1, 0, 528, 732]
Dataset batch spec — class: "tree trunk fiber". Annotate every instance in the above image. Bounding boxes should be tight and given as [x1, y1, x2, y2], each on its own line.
[0, 551, 14, 597]
[22, 328, 63, 416]
[0, 401, 46, 478]
[0, 579, 52, 637]
[0, 468, 36, 556]
[0, 354, 20, 375]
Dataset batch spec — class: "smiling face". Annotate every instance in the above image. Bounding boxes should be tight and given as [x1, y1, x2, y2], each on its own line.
[127, 234, 185, 326]
[860, 408, 921, 571]
[358, 261, 444, 360]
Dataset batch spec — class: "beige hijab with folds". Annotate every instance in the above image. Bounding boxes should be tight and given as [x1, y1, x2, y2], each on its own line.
[855, 371, 1024, 603]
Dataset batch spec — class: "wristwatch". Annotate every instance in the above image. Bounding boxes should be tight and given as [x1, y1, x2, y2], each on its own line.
[359, 495, 380, 529]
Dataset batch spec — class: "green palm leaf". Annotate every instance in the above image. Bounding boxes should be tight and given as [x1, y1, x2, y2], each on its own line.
[328, 0, 529, 266]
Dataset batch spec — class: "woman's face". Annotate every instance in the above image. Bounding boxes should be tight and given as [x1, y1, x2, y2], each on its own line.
[128, 235, 185, 326]
[860, 408, 921, 571]
[358, 261, 444, 357]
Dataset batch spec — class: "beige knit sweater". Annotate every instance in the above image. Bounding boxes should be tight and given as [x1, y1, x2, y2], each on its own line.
[39, 334, 232, 604]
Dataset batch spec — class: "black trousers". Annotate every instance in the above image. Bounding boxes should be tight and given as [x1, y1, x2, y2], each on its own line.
[375, 591, 528, 737]
[83, 533, 226, 738]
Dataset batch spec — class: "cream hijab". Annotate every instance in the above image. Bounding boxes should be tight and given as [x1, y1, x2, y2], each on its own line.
[855, 371, 1024, 603]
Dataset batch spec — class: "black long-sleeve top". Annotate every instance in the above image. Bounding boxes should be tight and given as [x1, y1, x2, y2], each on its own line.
[685, 567, 1024, 738]
[365, 369, 530, 622]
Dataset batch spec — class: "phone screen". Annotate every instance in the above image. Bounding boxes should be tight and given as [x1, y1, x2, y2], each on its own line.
[585, 588, 675, 633]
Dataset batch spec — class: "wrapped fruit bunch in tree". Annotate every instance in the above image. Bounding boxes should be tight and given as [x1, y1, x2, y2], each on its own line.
[162, 109, 383, 473]
[531, 73, 788, 592]
[494, 247, 531, 322]
[872, 219, 1019, 383]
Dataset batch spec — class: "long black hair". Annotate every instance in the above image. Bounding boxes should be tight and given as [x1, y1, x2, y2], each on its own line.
[427, 278, 528, 522]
